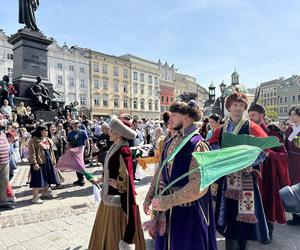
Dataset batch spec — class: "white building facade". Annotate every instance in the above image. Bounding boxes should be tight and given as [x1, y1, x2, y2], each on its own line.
[0, 29, 13, 80]
[48, 41, 90, 111]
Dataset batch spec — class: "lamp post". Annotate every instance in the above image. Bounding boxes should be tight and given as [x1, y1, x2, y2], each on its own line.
[219, 80, 227, 117]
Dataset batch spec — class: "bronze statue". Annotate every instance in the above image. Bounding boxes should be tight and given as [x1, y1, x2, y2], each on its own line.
[29, 76, 52, 109]
[19, 0, 40, 32]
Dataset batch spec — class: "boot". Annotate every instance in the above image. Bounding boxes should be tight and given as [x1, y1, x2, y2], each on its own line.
[119, 240, 135, 250]
[261, 222, 273, 244]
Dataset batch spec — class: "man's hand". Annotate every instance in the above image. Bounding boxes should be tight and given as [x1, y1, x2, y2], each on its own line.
[151, 198, 164, 211]
[143, 202, 152, 215]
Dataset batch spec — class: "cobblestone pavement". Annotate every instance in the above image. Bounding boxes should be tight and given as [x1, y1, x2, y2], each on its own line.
[0, 164, 299, 249]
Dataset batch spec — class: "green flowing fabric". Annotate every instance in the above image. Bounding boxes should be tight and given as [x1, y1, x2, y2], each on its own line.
[159, 145, 262, 196]
[222, 133, 281, 149]
[192, 145, 262, 192]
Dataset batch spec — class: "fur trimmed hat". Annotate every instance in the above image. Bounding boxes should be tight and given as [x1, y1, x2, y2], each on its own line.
[109, 117, 137, 140]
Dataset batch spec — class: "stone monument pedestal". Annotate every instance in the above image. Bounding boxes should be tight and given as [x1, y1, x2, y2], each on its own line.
[8, 28, 63, 121]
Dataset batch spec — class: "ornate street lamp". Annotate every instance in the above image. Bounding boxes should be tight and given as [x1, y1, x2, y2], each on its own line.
[219, 80, 227, 117]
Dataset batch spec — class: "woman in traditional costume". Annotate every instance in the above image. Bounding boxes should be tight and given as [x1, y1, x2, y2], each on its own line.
[285, 106, 300, 225]
[89, 117, 146, 250]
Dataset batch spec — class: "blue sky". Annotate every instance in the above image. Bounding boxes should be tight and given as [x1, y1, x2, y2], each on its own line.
[1, 0, 300, 90]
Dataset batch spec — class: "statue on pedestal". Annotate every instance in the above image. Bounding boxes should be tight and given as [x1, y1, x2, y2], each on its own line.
[19, 0, 40, 32]
[29, 76, 57, 110]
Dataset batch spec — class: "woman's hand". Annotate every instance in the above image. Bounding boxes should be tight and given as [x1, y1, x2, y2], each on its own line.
[143, 202, 152, 215]
[108, 178, 118, 189]
[33, 163, 40, 171]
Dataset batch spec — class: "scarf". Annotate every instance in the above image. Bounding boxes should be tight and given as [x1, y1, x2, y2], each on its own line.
[223, 118, 258, 224]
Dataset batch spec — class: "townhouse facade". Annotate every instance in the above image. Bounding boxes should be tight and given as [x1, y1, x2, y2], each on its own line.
[0, 29, 13, 79]
[158, 61, 176, 113]
[47, 41, 90, 112]
[89, 51, 131, 119]
[119, 54, 161, 120]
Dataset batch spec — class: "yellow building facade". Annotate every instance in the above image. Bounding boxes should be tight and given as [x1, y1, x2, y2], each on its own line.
[90, 51, 131, 119]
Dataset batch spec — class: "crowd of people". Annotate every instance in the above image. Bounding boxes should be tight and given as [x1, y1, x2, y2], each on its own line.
[0, 89, 299, 250]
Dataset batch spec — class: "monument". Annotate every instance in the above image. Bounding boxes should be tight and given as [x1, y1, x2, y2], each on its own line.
[7, 0, 62, 120]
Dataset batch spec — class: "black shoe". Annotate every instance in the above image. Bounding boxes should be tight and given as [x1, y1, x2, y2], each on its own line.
[0, 203, 15, 210]
[260, 239, 271, 245]
[134, 178, 141, 181]
[73, 180, 85, 186]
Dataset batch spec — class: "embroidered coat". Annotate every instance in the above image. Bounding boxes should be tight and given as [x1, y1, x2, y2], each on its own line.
[145, 125, 217, 250]
[210, 119, 269, 241]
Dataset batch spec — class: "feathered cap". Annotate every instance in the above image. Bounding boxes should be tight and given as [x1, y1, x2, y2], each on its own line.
[248, 87, 266, 115]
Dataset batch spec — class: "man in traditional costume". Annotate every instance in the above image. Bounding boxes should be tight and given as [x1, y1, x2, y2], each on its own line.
[285, 106, 300, 225]
[89, 118, 146, 250]
[248, 95, 290, 243]
[209, 92, 269, 250]
[144, 98, 217, 250]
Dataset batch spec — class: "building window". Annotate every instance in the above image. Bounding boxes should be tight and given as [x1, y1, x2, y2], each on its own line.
[140, 84, 144, 94]
[133, 72, 138, 81]
[94, 95, 100, 106]
[140, 100, 145, 110]
[80, 67, 85, 73]
[133, 100, 138, 109]
[155, 86, 159, 96]
[148, 75, 153, 84]
[114, 81, 119, 92]
[279, 97, 282, 103]
[123, 82, 128, 93]
[69, 65, 74, 71]
[6, 53, 13, 60]
[148, 101, 152, 110]
[93, 63, 99, 72]
[133, 83, 138, 94]
[69, 94, 76, 103]
[7, 68, 13, 79]
[94, 79, 99, 89]
[114, 97, 119, 107]
[298, 95, 300, 102]
[80, 79, 85, 88]
[292, 96, 296, 102]
[102, 64, 108, 74]
[57, 63, 63, 70]
[284, 97, 287, 103]
[140, 73, 144, 82]
[57, 75, 63, 85]
[103, 94, 109, 106]
[166, 96, 169, 103]
[80, 95, 86, 106]
[155, 101, 159, 111]
[123, 99, 128, 108]
[170, 97, 173, 102]
[161, 96, 164, 102]
[279, 107, 283, 113]
[124, 69, 128, 79]
[148, 86, 152, 95]
[284, 107, 288, 113]
[103, 80, 108, 90]
[154, 76, 158, 84]
[113, 66, 119, 77]
[69, 77, 75, 86]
